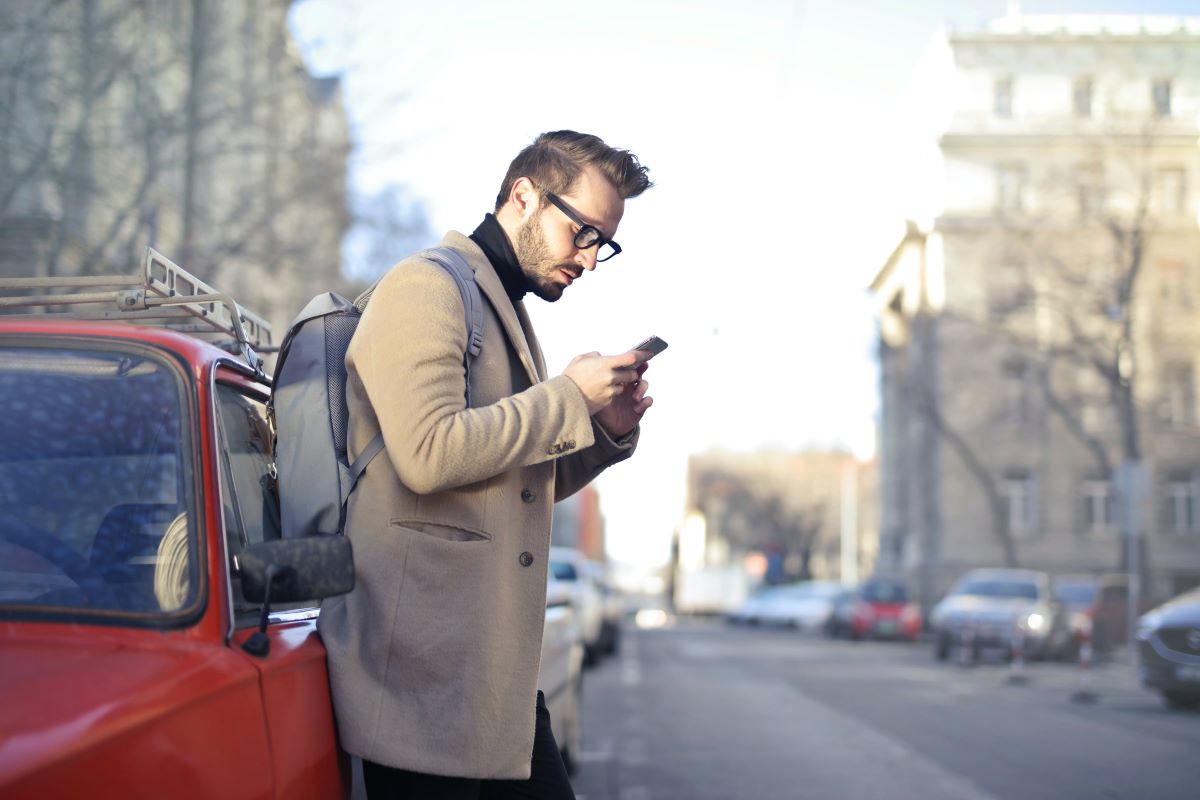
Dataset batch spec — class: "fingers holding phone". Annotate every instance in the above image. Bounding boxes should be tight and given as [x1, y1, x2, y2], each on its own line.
[563, 351, 645, 415]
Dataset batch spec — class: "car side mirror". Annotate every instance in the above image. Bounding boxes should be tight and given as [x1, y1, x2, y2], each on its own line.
[239, 536, 355, 604]
[237, 536, 355, 657]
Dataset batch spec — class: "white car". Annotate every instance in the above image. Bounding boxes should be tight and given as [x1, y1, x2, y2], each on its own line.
[548, 546, 606, 664]
[541, 576, 585, 774]
[729, 581, 847, 630]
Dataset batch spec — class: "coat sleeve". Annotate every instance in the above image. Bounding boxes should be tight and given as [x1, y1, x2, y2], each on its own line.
[348, 256, 596, 495]
[554, 421, 638, 503]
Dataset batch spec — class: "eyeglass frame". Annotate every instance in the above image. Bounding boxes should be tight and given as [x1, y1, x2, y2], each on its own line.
[539, 190, 623, 262]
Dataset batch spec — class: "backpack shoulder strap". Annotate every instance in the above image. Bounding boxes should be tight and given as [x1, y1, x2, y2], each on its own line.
[425, 246, 485, 406]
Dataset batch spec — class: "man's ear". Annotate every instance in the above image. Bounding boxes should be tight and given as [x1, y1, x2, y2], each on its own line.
[511, 177, 539, 221]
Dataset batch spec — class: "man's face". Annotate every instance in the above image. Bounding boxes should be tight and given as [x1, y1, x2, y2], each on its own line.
[515, 165, 624, 302]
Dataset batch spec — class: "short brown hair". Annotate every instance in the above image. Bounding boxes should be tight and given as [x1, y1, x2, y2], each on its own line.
[494, 130, 652, 212]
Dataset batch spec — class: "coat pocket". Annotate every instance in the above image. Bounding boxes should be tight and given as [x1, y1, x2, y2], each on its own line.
[390, 517, 491, 543]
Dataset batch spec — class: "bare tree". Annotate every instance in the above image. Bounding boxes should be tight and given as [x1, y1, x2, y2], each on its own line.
[695, 463, 834, 583]
[0, 1, 373, 333]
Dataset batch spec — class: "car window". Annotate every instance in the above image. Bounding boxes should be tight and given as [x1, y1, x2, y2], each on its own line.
[214, 384, 285, 620]
[862, 582, 907, 603]
[551, 561, 579, 581]
[954, 578, 1039, 600]
[0, 344, 196, 619]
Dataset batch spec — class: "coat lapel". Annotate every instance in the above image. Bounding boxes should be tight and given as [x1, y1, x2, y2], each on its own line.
[444, 232, 540, 385]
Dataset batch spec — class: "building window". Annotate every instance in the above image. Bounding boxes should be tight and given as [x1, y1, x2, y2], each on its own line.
[1163, 363, 1196, 428]
[1156, 260, 1194, 310]
[1073, 77, 1093, 118]
[1081, 478, 1114, 535]
[997, 163, 1027, 214]
[1152, 167, 1186, 216]
[1002, 470, 1037, 536]
[1163, 471, 1200, 535]
[1152, 79, 1172, 118]
[995, 77, 1013, 118]
[1002, 360, 1037, 425]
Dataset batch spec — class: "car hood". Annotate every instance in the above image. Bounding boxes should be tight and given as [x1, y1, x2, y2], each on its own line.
[0, 626, 253, 786]
[1145, 593, 1200, 627]
[864, 601, 907, 617]
[934, 595, 1038, 620]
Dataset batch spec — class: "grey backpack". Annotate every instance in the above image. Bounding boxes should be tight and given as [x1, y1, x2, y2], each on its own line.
[270, 247, 484, 538]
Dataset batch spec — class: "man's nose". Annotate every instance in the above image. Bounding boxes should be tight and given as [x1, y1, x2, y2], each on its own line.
[576, 247, 598, 271]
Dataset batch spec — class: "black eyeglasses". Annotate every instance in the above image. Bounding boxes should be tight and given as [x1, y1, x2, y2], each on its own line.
[542, 191, 622, 262]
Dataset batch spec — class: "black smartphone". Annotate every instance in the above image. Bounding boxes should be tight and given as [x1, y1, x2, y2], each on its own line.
[631, 335, 669, 360]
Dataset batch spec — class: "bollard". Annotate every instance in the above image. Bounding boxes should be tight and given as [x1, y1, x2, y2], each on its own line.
[1007, 622, 1029, 686]
[1070, 620, 1099, 704]
[958, 624, 976, 668]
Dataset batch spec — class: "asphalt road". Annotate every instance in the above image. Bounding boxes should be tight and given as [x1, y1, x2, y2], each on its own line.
[569, 616, 1200, 800]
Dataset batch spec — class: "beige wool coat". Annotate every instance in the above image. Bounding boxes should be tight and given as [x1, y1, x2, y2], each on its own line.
[318, 231, 637, 779]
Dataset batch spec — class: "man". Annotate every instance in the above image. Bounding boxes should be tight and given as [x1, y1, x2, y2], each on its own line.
[318, 130, 654, 798]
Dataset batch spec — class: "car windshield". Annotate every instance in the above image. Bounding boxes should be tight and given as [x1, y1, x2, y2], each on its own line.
[550, 561, 579, 581]
[1054, 583, 1097, 605]
[861, 582, 907, 603]
[0, 344, 196, 620]
[954, 578, 1039, 600]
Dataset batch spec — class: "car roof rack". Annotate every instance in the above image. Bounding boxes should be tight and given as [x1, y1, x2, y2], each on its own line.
[0, 248, 271, 372]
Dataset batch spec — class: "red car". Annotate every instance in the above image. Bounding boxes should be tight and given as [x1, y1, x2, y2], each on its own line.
[830, 579, 922, 641]
[0, 253, 355, 799]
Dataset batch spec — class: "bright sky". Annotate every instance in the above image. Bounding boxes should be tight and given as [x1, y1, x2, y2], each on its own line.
[290, 0, 1198, 569]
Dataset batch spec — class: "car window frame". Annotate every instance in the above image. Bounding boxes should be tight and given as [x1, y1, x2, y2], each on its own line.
[212, 364, 319, 634]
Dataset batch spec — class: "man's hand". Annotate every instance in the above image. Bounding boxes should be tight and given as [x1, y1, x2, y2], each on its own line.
[595, 360, 652, 439]
[562, 351, 642, 416]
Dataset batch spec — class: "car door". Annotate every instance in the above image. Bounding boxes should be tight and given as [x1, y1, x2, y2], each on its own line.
[214, 370, 349, 800]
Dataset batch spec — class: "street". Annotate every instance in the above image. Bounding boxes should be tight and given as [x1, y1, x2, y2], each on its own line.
[570, 617, 1200, 800]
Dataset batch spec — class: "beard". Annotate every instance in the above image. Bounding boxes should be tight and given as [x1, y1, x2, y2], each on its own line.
[515, 211, 572, 302]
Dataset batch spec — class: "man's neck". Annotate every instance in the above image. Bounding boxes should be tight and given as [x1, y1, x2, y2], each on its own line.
[468, 213, 532, 303]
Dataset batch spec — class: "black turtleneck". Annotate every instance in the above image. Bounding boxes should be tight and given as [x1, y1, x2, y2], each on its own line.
[469, 214, 533, 303]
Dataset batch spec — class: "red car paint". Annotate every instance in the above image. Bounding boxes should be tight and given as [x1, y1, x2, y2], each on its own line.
[0, 320, 348, 799]
[850, 600, 923, 641]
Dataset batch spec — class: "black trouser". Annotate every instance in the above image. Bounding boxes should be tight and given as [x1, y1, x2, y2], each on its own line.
[362, 691, 575, 800]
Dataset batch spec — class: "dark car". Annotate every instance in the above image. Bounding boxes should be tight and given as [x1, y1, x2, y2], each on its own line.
[1137, 587, 1200, 710]
[827, 579, 921, 641]
[1053, 573, 1131, 657]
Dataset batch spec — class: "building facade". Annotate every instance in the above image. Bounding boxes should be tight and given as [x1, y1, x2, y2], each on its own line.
[872, 12, 1200, 609]
[0, 0, 351, 336]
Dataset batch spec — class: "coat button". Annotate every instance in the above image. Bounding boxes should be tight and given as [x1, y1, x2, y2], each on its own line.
[521, 488, 535, 503]
[519, 551, 534, 567]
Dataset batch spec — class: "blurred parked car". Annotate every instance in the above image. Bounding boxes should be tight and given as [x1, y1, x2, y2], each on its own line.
[1137, 587, 1200, 710]
[1053, 573, 1130, 657]
[549, 547, 606, 664]
[582, 561, 623, 656]
[541, 576, 585, 773]
[827, 578, 921, 641]
[728, 581, 845, 631]
[930, 568, 1070, 661]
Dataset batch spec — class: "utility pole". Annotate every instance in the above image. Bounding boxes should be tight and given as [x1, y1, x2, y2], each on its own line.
[1116, 460, 1145, 648]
